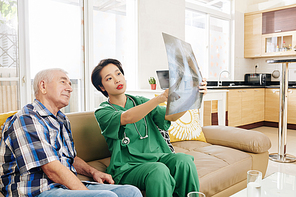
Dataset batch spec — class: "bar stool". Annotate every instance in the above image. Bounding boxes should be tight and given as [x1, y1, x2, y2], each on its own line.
[267, 59, 296, 163]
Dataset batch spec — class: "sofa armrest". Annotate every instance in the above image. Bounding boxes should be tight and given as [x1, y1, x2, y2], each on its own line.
[202, 126, 271, 153]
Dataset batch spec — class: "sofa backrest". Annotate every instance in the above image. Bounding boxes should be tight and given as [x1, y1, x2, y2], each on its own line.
[66, 111, 111, 162]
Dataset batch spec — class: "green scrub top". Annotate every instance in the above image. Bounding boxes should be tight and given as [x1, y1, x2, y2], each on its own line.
[95, 94, 172, 183]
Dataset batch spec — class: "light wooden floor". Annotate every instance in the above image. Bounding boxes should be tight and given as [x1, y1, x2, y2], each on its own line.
[251, 126, 296, 177]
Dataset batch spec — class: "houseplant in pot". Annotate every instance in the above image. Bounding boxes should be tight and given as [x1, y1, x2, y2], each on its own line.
[148, 77, 156, 90]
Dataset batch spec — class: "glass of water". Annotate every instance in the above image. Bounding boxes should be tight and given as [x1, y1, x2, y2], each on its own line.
[247, 170, 262, 197]
[187, 191, 206, 197]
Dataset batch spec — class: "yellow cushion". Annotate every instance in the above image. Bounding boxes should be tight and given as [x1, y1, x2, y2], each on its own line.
[168, 109, 206, 143]
[154, 94, 206, 143]
[0, 111, 17, 131]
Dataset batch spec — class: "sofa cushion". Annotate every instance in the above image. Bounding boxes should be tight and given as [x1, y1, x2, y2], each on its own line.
[202, 126, 271, 153]
[172, 140, 252, 196]
[67, 111, 111, 162]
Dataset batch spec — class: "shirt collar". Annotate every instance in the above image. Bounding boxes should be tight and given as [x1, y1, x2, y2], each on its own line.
[33, 99, 65, 120]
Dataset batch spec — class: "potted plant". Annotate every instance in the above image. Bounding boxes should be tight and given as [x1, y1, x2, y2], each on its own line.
[148, 77, 156, 90]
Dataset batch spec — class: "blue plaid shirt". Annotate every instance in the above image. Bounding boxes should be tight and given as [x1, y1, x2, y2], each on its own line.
[0, 99, 77, 197]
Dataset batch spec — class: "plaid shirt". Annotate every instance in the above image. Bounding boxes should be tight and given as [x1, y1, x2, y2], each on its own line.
[0, 99, 77, 197]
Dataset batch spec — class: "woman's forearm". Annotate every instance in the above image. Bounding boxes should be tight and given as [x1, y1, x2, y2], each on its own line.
[120, 96, 164, 125]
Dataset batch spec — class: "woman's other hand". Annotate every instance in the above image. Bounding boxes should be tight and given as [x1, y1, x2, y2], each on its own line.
[199, 78, 207, 95]
[169, 92, 180, 102]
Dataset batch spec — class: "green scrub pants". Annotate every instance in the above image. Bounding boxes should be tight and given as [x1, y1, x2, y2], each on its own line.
[119, 153, 200, 197]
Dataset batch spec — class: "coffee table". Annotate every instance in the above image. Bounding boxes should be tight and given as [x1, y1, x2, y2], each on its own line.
[230, 172, 296, 196]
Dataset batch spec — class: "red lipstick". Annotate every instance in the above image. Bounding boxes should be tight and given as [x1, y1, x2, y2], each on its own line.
[117, 84, 123, 89]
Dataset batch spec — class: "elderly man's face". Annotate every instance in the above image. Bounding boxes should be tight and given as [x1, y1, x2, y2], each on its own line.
[45, 70, 73, 109]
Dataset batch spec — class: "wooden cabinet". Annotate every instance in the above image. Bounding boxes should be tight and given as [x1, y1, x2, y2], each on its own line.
[264, 89, 280, 122]
[228, 89, 242, 126]
[254, 89, 265, 122]
[244, 13, 262, 58]
[245, 5, 296, 58]
[265, 88, 296, 124]
[228, 88, 296, 126]
[288, 89, 296, 124]
[228, 89, 265, 126]
[262, 7, 296, 34]
[261, 31, 296, 57]
[241, 89, 254, 125]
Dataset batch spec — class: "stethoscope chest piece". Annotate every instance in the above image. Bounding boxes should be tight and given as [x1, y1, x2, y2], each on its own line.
[122, 136, 130, 145]
[108, 96, 148, 146]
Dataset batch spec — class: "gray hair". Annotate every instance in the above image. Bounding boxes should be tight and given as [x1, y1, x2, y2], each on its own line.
[33, 68, 68, 98]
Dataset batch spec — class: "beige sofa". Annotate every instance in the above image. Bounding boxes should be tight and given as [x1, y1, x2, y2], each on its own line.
[68, 111, 271, 197]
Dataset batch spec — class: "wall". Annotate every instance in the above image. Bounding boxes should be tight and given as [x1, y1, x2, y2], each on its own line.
[233, 0, 252, 81]
[137, 0, 185, 89]
[137, 0, 296, 88]
[234, 0, 296, 81]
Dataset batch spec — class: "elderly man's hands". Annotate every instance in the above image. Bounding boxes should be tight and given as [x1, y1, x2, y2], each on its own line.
[93, 171, 115, 184]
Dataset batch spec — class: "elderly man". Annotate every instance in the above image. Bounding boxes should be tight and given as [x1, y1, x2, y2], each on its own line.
[0, 68, 142, 197]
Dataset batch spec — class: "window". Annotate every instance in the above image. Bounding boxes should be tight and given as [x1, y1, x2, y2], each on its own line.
[28, 0, 83, 113]
[209, 17, 230, 79]
[92, 0, 137, 108]
[185, 10, 207, 77]
[186, 0, 231, 15]
[0, 0, 137, 114]
[185, 0, 231, 80]
[0, 0, 19, 113]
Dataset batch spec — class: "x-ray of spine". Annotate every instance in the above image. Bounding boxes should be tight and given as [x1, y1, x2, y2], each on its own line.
[162, 33, 203, 115]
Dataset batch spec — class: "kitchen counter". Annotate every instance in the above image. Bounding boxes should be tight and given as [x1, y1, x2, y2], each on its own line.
[127, 89, 228, 127]
[207, 80, 296, 89]
[207, 85, 296, 89]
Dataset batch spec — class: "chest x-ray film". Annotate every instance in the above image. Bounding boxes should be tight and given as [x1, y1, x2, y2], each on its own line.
[162, 33, 203, 115]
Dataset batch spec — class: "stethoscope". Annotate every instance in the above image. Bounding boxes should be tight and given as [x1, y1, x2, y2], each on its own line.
[108, 95, 148, 145]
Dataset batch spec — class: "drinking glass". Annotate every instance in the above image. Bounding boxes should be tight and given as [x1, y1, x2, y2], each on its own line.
[187, 191, 206, 197]
[247, 170, 262, 197]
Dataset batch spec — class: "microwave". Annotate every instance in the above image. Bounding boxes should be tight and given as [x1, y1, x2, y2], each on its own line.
[244, 73, 271, 86]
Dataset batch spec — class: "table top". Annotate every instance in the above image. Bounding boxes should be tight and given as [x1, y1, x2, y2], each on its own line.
[230, 172, 296, 197]
[267, 59, 296, 63]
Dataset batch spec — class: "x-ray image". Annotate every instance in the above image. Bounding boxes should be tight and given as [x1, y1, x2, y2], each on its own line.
[162, 33, 203, 115]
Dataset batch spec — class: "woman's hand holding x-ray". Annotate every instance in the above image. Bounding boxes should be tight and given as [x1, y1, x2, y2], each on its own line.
[199, 78, 207, 95]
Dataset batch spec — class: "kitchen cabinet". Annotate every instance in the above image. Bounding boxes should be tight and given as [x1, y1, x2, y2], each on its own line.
[262, 7, 296, 34]
[253, 89, 265, 122]
[203, 101, 212, 126]
[228, 89, 242, 126]
[241, 89, 254, 125]
[265, 88, 296, 124]
[244, 5, 296, 58]
[244, 13, 262, 58]
[288, 89, 296, 124]
[228, 89, 265, 126]
[261, 31, 296, 57]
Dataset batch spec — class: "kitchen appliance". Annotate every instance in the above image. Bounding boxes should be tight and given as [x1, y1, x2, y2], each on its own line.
[244, 73, 271, 86]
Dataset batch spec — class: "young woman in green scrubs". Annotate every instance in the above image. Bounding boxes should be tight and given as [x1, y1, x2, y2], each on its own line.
[91, 58, 207, 197]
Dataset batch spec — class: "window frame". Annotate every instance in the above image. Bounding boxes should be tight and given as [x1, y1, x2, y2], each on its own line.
[17, 0, 138, 111]
[185, 1, 233, 81]
[18, 0, 31, 107]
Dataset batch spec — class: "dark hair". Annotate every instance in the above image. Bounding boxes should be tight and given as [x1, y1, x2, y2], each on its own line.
[91, 58, 124, 97]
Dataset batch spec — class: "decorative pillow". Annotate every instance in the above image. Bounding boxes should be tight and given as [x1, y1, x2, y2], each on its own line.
[0, 111, 17, 131]
[168, 109, 207, 143]
[157, 126, 175, 153]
